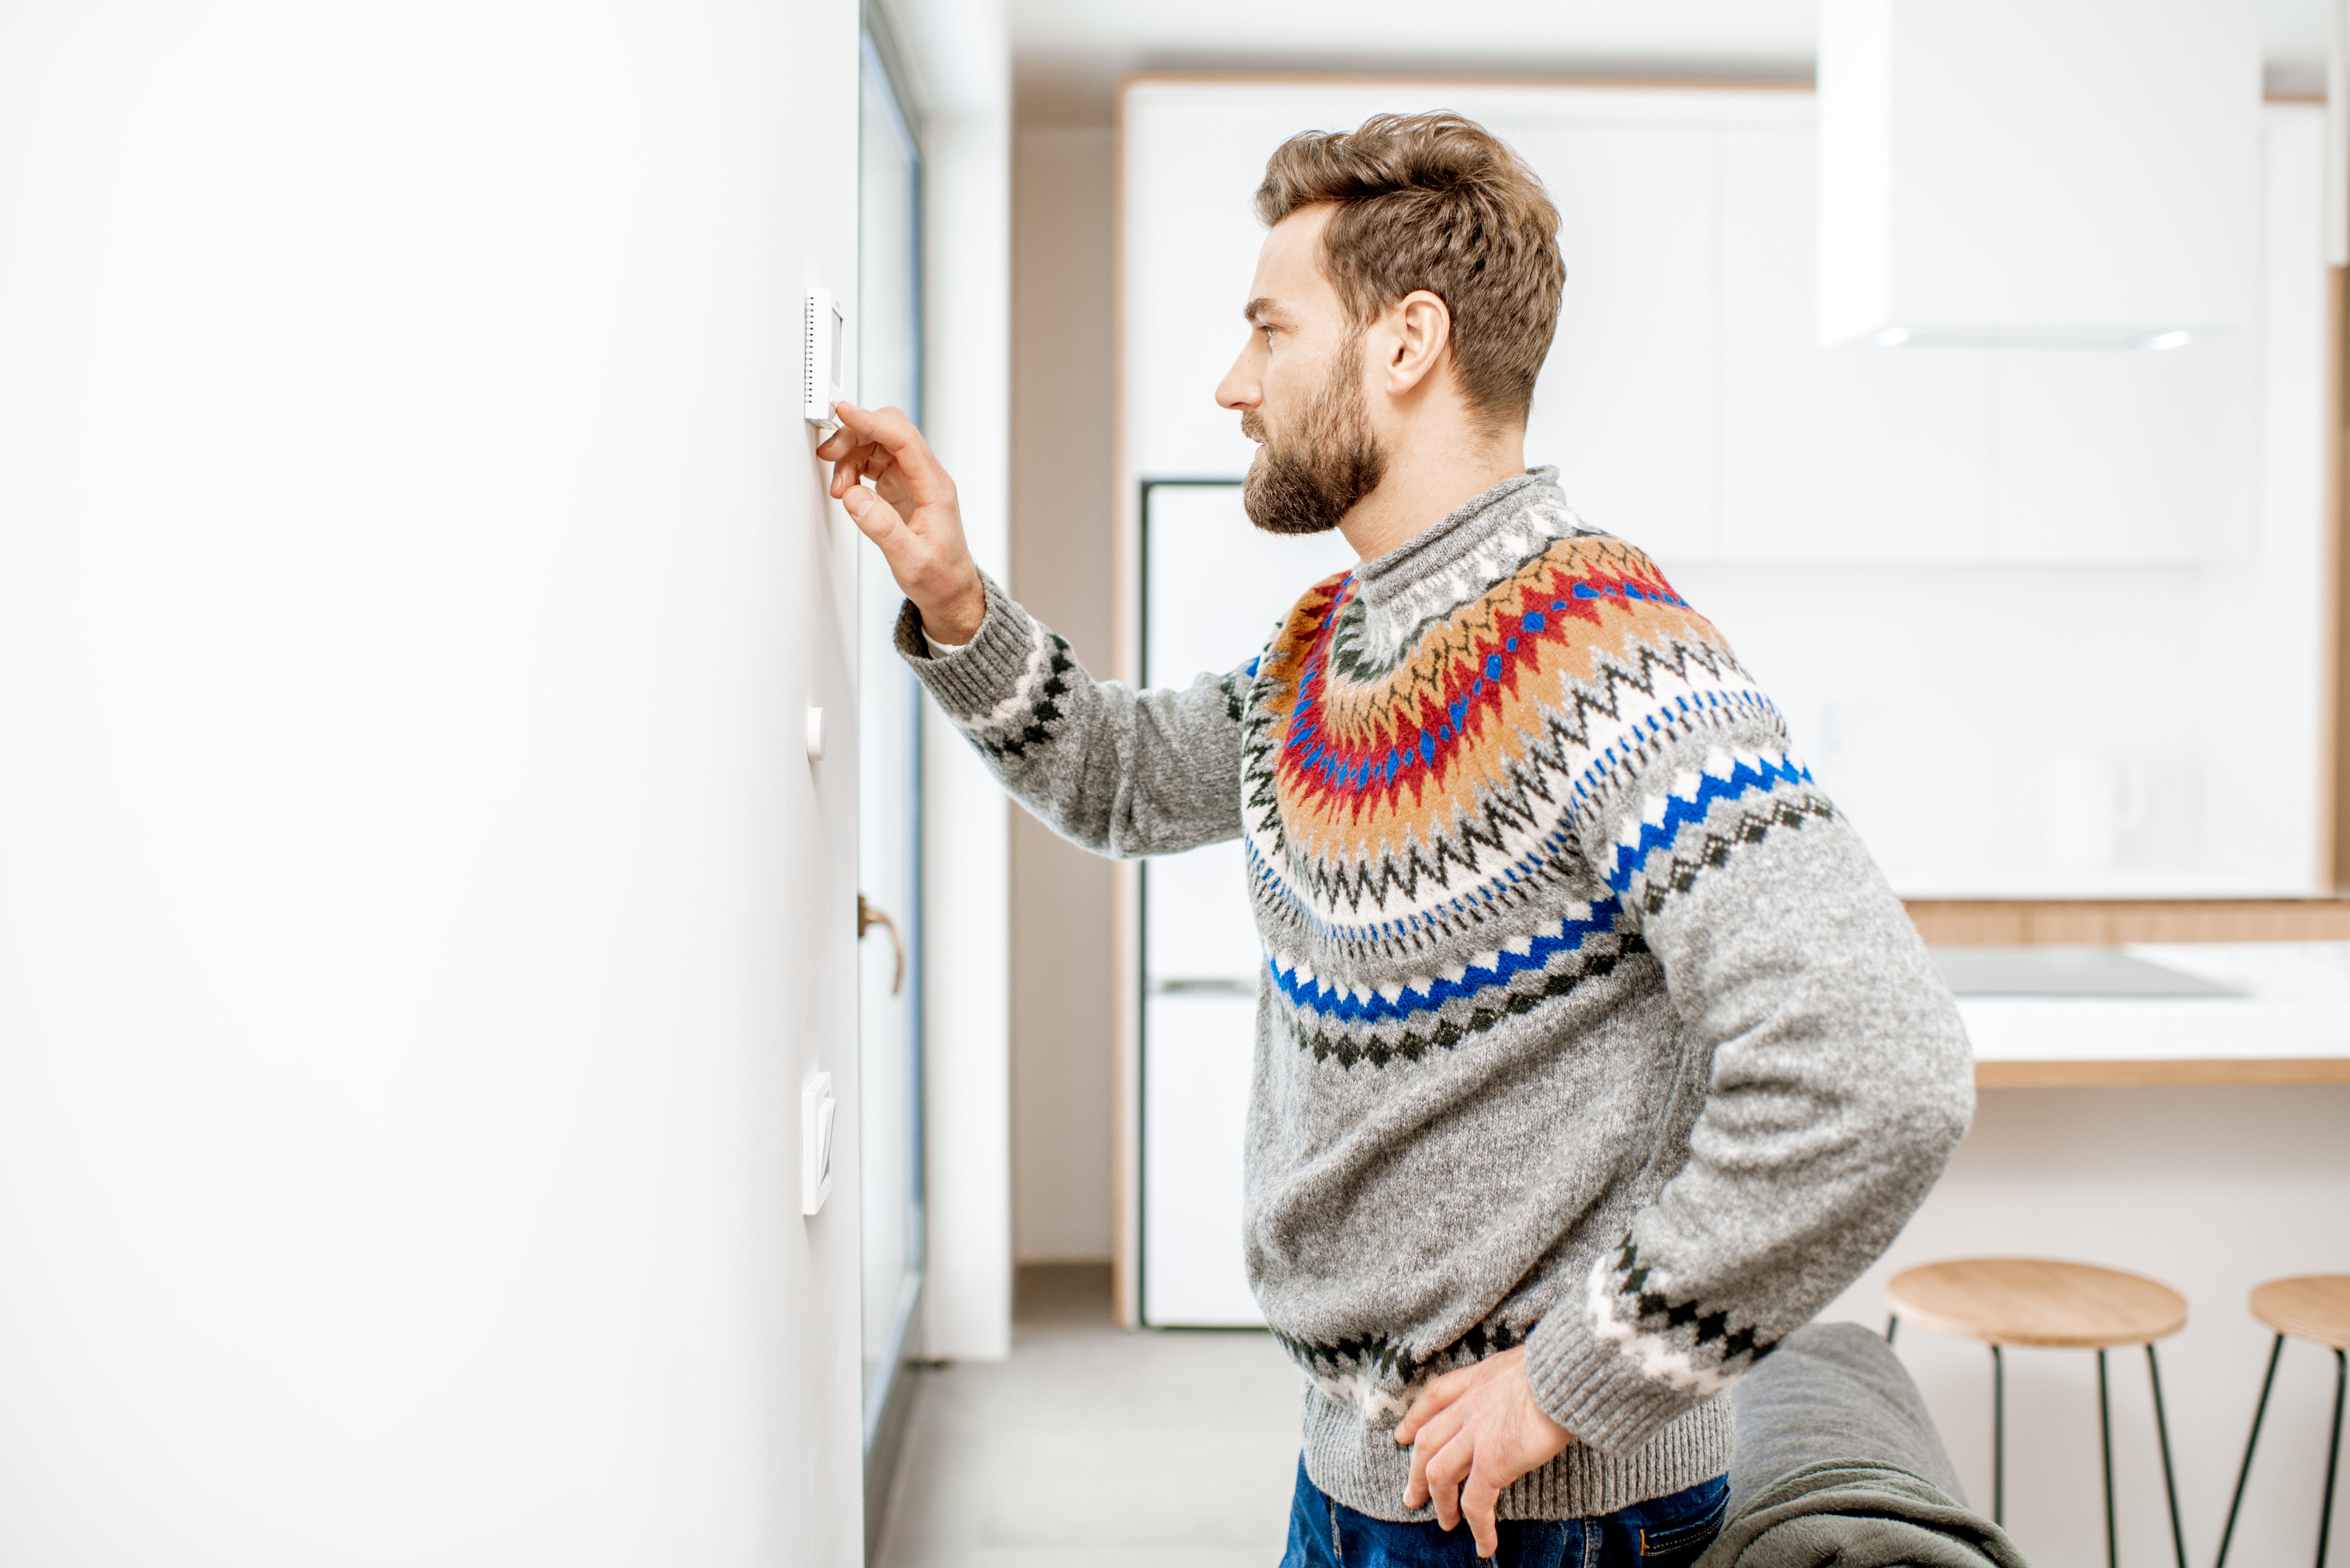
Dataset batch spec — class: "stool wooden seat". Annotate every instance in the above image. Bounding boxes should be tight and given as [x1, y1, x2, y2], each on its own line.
[2252, 1275, 2350, 1352]
[1887, 1258, 2189, 1568]
[2216, 1275, 2350, 1568]
[1889, 1258, 2189, 1349]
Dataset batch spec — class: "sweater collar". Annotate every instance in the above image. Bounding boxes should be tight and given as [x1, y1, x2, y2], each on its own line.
[1349, 467, 1577, 614]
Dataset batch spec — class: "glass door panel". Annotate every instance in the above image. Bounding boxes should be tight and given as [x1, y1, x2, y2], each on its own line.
[855, 27, 923, 1455]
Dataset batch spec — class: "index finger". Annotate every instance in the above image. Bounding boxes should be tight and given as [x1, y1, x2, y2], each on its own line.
[830, 402, 952, 502]
[1395, 1370, 1465, 1442]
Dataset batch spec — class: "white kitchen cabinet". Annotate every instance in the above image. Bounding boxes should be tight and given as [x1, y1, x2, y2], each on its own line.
[1504, 121, 1722, 561]
[1140, 989, 1260, 1326]
[1123, 81, 2289, 570]
[1719, 125, 1993, 562]
[1989, 335, 2259, 562]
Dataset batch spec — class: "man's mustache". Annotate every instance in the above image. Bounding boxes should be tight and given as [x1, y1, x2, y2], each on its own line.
[1240, 412, 1267, 443]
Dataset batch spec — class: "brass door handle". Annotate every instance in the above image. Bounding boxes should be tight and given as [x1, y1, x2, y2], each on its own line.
[858, 894, 905, 996]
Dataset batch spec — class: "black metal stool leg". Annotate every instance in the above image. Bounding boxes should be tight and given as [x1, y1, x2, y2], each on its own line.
[2099, 1348, 2119, 1568]
[2318, 1346, 2346, 1568]
[1991, 1343, 2006, 1527]
[2216, 1334, 2286, 1568]
[2146, 1344, 2187, 1568]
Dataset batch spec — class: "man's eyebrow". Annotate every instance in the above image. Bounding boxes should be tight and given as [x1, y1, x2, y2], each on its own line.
[1243, 297, 1280, 325]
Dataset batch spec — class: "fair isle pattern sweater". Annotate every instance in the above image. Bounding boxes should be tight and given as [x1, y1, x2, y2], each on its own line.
[899, 471, 1973, 1523]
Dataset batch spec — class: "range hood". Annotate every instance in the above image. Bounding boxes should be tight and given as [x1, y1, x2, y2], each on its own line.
[1816, 0, 2265, 349]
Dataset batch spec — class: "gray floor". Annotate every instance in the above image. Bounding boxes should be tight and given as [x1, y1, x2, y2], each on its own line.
[873, 1265, 1303, 1568]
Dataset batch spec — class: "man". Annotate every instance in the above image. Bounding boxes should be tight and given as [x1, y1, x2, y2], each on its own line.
[820, 111, 1972, 1568]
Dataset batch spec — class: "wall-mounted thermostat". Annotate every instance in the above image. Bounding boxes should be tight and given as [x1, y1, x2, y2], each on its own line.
[801, 1071, 836, 1216]
[804, 289, 845, 431]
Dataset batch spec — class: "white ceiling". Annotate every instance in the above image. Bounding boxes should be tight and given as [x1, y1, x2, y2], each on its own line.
[1011, 0, 2331, 123]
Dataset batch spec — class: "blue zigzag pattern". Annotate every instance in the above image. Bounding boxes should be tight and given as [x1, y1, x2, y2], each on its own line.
[1606, 754, 1812, 895]
[1266, 897, 1626, 1024]
[1566, 689, 1782, 811]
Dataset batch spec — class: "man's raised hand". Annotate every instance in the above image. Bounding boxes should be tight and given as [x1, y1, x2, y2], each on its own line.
[817, 402, 987, 645]
[1393, 1346, 1574, 1559]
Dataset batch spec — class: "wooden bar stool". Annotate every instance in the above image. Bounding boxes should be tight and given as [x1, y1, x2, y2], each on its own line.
[2213, 1275, 2350, 1568]
[1887, 1258, 2188, 1568]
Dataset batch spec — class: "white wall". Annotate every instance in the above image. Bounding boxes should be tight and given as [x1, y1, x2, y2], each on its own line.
[1009, 125, 1121, 1264]
[0, 2, 866, 1563]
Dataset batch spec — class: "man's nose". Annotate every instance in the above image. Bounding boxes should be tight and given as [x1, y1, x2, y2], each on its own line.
[1215, 342, 1259, 412]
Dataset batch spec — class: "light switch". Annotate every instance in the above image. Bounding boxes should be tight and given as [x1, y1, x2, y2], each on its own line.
[802, 1071, 836, 1216]
[804, 289, 846, 430]
[804, 704, 825, 762]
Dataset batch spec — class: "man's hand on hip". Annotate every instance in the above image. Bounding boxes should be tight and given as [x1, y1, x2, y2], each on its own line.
[1394, 1346, 1573, 1558]
[816, 402, 987, 644]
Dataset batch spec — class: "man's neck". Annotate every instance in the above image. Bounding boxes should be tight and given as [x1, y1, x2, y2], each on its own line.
[1337, 433, 1529, 562]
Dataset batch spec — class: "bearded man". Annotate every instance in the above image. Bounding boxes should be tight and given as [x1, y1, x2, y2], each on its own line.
[819, 111, 1973, 1568]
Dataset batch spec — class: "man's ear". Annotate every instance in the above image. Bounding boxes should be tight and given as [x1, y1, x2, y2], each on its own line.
[1381, 289, 1452, 396]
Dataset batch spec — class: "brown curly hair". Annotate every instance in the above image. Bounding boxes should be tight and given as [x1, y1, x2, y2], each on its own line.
[1255, 111, 1565, 431]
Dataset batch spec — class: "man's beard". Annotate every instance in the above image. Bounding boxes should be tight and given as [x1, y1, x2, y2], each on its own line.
[1241, 338, 1386, 537]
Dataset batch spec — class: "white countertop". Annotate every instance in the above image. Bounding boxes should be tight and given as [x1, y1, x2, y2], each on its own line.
[1952, 942, 2350, 1084]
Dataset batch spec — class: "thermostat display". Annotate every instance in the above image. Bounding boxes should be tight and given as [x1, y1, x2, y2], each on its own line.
[804, 289, 845, 430]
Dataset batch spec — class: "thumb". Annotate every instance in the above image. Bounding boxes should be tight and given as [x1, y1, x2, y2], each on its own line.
[841, 483, 908, 549]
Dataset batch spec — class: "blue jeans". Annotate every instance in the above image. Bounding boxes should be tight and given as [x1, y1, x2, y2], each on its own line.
[1279, 1458, 1729, 1568]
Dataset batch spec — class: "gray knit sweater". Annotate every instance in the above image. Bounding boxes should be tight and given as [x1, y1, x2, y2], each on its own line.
[900, 471, 1973, 1522]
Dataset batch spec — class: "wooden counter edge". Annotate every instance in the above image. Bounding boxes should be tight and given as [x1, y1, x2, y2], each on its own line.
[1975, 1057, 2350, 1087]
[1907, 898, 2350, 947]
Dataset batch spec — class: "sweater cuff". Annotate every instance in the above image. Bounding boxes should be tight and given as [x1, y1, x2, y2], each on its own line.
[1523, 1265, 1706, 1455]
[892, 572, 1041, 724]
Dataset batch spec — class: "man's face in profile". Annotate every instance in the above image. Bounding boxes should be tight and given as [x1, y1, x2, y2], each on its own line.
[1220, 205, 1386, 537]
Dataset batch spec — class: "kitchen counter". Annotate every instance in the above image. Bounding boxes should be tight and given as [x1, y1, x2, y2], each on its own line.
[1949, 941, 2350, 1085]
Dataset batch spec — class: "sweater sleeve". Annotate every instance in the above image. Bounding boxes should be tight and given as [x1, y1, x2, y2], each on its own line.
[1518, 614, 1974, 1454]
[896, 571, 1250, 858]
